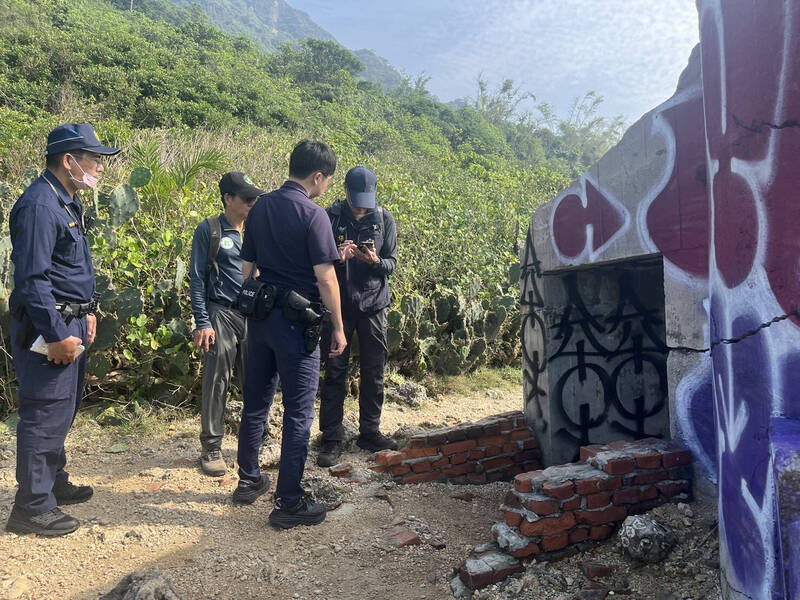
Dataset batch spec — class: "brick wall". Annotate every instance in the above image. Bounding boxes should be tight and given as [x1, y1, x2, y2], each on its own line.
[455, 437, 693, 591]
[370, 411, 541, 484]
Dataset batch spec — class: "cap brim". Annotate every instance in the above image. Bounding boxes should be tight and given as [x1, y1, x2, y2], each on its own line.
[348, 191, 376, 208]
[240, 184, 266, 199]
[82, 144, 121, 156]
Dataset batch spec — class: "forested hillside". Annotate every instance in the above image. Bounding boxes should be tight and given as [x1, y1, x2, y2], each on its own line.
[0, 0, 621, 417]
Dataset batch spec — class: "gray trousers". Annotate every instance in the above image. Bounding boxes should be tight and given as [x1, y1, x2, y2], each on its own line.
[200, 302, 252, 451]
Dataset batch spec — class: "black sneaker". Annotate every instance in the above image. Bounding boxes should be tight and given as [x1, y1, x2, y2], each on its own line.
[6, 506, 80, 537]
[316, 441, 342, 467]
[356, 431, 398, 452]
[231, 476, 271, 505]
[53, 481, 94, 506]
[268, 495, 326, 529]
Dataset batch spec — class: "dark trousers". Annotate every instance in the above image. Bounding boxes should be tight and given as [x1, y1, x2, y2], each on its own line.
[200, 302, 272, 451]
[11, 315, 87, 515]
[320, 308, 388, 443]
[237, 310, 317, 505]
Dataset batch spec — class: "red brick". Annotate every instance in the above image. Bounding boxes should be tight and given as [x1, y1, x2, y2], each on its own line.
[586, 492, 611, 509]
[469, 449, 486, 460]
[411, 460, 433, 473]
[402, 447, 438, 460]
[514, 471, 540, 493]
[450, 452, 468, 465]
[432, 456, 449, 469]
[608, 440, 635, 451]
[543, 480, 575, 499]
[375, 450, 404, 466]
[612, 488, 640, 505]
[576, 506, 628, 526]
[541, 533, 569, 552]
[477, 435, 507, 448]
[582, 561, 617, 579]
[603, 458, 636, 475]
[634, 452, 662, 470]
[505, 511, 522, 527]
[484, 446, 501, 457]
[507, 466, 522, 477]
[562, 495, 582, 511]
[442, 440, 477, 455]
[516, 449, 541, 463]
[520, 461, 542, 472]
[596, 476, 622, 491]
[575, 477, 602, 495]
[390, 464, 411, 476]
[488, 471, 504, 482]
[446, 428, 467, 442]
[499, 419, 515, 433]
[482, 456, 514, 471]
[522, 438, 539, 450]
[511, 429, 533, 441]
[570, 527, 590, 543]
[369, 465, 389, 473]
[502, 443, 519, 454]
[511, 541, 540, 558]
[403, 471, 440, 484]
[426, 432, 448, 445]
[524, 499, 559, 515]
[590, 525, 614, 540]
[329, 463, 352, 477]
[443, 463, 476, 477]
[662, 448, 693, 468]
[640, 485, 658, 501]
[580, 444, 607, 461]
[467, 473, 487, 484]
[656, 480, 690, 497]
[520, 512, 577, 537]
[634, 470, 669, 485]
[406, 437, 427, 449]
[483, 424, 501, 435]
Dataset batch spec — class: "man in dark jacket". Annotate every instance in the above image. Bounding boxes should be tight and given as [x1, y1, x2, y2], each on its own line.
[317, 166, 398, 467]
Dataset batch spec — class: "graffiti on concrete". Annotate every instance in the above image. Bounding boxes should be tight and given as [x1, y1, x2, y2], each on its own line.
[519, 228, 547, 433]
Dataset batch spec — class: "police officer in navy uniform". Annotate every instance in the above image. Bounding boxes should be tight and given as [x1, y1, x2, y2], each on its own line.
[317, 166, 398, 467]
[6, 124, 119, 536]
[233, 141, 346, 528]
[190, 172, 277, 477]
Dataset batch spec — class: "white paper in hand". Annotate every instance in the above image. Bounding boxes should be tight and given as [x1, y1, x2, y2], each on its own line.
[30, 335, 85, 357]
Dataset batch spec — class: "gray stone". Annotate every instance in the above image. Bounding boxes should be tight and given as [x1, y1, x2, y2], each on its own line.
[100, 571, 182, 600]
[300, 476, 344, 511]
[618, 514, 677, 563]
[450, 574, 473, 598]
[386, 382, 428, 408]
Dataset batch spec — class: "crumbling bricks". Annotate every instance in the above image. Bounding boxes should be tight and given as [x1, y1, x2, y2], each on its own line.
[369, 411, 541, 485]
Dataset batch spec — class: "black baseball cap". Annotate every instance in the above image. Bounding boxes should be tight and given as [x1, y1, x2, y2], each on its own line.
[45, 123, 120, 156]
[345, 166, 377, 209]
[219, 172, 265, 199]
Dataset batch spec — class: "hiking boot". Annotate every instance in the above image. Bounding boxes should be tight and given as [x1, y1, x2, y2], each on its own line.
[200, 449, 227, 477]
[356, 431, 398, 452]
[316, 441, 342, 467]
[53, 481, 94, 506]
[6, 506, 80, 537]
[231, 476, 271, 505]
[268, 494, 326, 529]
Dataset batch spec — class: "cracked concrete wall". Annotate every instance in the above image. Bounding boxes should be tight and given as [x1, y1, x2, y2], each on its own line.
[521, 2, 800, 598]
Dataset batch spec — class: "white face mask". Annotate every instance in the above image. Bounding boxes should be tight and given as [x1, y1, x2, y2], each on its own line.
[67, 155, 99, 190]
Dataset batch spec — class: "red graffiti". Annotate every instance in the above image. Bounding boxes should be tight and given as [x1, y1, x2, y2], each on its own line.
[552, 180, 624, 258]
[645, 96, 710, 278]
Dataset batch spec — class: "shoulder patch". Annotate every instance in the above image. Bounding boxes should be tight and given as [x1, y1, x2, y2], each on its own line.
[220, 237, 235, 250]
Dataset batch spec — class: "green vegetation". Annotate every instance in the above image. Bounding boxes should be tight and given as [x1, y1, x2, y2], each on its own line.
[0, 0, 622, 419]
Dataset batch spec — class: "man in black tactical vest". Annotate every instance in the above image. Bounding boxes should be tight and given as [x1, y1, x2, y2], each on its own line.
[317, 166, 399, 467]
[189, 172, 276, 477]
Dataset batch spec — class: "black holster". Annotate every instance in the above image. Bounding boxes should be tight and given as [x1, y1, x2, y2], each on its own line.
[236, 279, 277, 319]
[280, 290, 327, 352]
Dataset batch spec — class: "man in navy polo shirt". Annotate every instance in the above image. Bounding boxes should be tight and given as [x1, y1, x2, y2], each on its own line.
[233, 141, 346, 528]
[190, 172, 276, 477]
[6, 123, 120, 536]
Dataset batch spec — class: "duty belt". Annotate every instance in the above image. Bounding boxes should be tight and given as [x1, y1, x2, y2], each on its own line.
[55, 299, 97, 319]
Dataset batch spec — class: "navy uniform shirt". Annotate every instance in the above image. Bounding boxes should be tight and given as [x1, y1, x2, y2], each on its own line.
[189, 213, 244, 330]
[327, 201, 397, 318]
[240, 181, 339, 300]
[9, 172, 96, 343]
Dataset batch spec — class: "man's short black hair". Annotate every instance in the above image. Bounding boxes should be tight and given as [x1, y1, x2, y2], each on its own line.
[45, 149, 84, 170]
[289, 140, 336, 180]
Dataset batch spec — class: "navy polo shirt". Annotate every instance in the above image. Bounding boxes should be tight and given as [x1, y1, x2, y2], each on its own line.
[9, 172, 96, 343]
[189, 213, 244, 330]
[240, 181, 339, 300]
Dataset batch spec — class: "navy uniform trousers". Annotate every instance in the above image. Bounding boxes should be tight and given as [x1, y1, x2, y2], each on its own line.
[10, 314, 88, 515]
[237, 310, 316, 505]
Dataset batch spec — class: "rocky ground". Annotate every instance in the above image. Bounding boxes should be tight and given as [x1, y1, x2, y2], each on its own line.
[0, 372, 721, 600]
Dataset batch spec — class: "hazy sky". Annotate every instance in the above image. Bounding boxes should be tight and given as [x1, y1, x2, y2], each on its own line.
[288, 0, 699, 123]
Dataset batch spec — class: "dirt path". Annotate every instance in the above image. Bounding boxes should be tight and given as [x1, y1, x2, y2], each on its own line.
[0, 376, 524, 599]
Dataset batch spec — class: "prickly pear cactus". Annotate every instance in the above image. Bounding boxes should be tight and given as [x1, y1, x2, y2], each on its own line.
[21, 166, 39, 190]
[129, 167, 153, 189]
[108, 184, 140, 226]
[115, 287, 144, 322]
